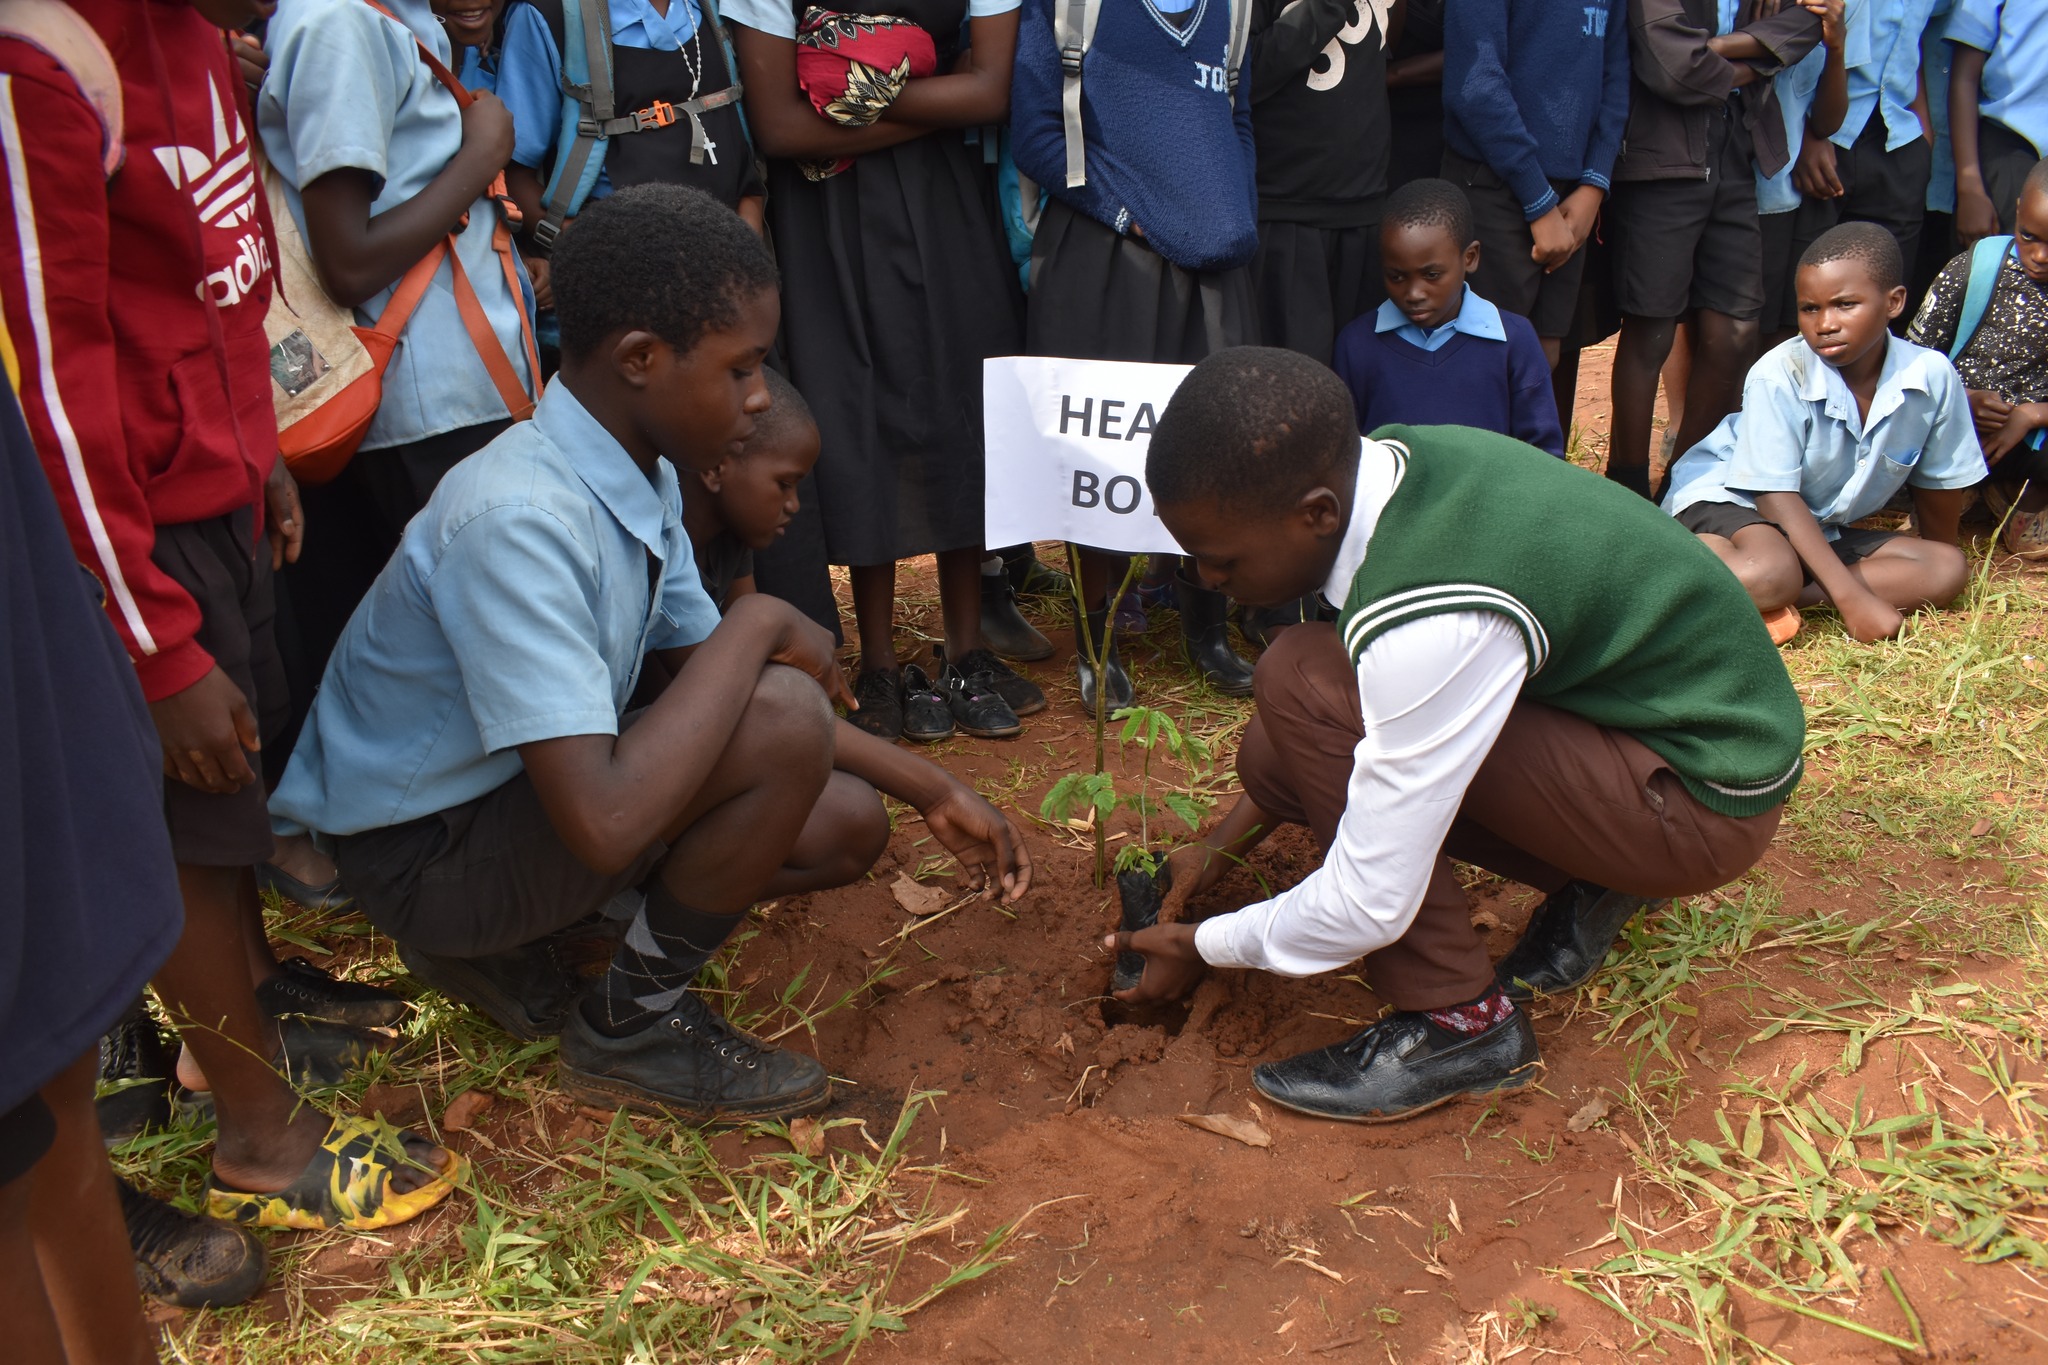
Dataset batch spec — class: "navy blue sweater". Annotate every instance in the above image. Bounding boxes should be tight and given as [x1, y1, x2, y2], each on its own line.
[1330, 310, 1565, 456]
[1443, 0, 1632, 221]
[1012, 0, 1260, 272]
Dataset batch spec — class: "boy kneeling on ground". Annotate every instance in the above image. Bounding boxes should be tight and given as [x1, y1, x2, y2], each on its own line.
[1110, 348, 1804, 1123]
[272, 186, 1029, 1121]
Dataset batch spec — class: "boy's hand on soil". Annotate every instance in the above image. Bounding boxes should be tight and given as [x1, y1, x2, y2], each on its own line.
[1105, 924, 1203, 1004]
[922, 786, 1033, 902]
[264, 459, 304, 569]
[150, 665, 260, 794]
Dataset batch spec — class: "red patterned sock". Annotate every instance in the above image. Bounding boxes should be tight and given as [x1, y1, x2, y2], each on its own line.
[1424, 985, 1516, 1037]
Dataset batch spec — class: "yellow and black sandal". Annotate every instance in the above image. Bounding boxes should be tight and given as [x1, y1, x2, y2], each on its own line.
[205, 1114, 467, 1232]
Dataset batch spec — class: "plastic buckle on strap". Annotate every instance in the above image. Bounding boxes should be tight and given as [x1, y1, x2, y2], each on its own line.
[1059, 43, 1084, 76]
[633, 99, 678, 131]
[531, 218, 562, 252]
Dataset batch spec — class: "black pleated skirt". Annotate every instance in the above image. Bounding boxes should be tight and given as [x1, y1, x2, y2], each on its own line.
[1024, 198, 1258, 364]
[1252, 219, 1386, 365]
[767, 134, 1024, 566]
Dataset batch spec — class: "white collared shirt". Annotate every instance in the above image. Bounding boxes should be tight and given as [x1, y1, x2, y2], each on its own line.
[1193, 442, 1531, 978]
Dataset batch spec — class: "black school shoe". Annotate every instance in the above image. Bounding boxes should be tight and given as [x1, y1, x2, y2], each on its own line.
[938, 660, 1023, 739]
[121, 1179, 267, 1309]
[941, 646, 1046, 717]
[256, 956, 409, 1029]
[557, 992, 830, 1121]
[898, 664, 955, 744]
[1253, 1010, 1539, 1123]
[847, 667, 904, 740]
[1494, 881, 1664, 1001]
[399, 938, 583, 1041]
[97, 1001, 175, 1146]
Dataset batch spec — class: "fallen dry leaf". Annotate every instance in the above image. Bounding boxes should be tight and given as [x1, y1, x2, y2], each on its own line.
[1446, 1199, 1463, 1234]
[1177, 1112, 1273, 1148]
[1567, 1095, 1612, 1132]
[1969, 817, 1994, 838]
[788, 1116, 826, 1158]
[441, 1089, 491, 1132]
[890, 873, 950, 917]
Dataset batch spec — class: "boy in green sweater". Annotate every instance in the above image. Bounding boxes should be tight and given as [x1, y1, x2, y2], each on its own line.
[1111, 348, 1803, 1123]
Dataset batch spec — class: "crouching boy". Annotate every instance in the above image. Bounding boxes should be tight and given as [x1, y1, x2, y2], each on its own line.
[1111, 347, 1802, 1123]
[271, 186, 1029, 1121]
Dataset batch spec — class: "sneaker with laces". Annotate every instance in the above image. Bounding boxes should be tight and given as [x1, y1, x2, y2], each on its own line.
[256, 956, 409, 1028]
[898, 664, 955, 743]
[557, 992, 831, 1120]
[847, 667, 904, 739]
[97, 1001, 174, 1146]
[938, 660, 1023, 738]
[121, 1179, 268, 1308]
[941, 646, 1046, 717]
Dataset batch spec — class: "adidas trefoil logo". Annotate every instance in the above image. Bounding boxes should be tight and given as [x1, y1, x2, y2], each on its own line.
[151, 75, 256, 229]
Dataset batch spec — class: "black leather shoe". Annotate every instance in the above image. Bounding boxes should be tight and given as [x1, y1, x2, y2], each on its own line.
[256, 956, 409, 1028]
[121, 1179, 267, 1308]
[97, 1001, 174, 1146]
[1074, 607, 1133, 717]
[1494, 881, 1662, 1001]
[1253, 1010, 1539, 1123]
[979, 570, 1054, 661]
[400, 938, 582, 1041]
[944, 646, 1047, 717]
[558, 993, 831, 1120]
[847, 667, 904, 740]
[1176, 577, 1255, 696]
[938, 660, 1023, 738]
[899, 664, 956, 744]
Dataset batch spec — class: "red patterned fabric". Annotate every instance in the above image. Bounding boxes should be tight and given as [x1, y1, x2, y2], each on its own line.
[793, 7, 936, 177]
[1424, 985, 1517, 1037]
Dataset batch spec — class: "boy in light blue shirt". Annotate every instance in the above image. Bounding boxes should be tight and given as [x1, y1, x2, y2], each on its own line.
[1664, 223, 1984, 643]
[1757, 0, 1860, 344]
[1946, 0, 2048, 239]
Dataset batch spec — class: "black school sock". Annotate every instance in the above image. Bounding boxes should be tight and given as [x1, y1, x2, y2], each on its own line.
[581, 883, 745, 1037]
[1605, 462, 1654, 500]
[1422, 984, 1517, 1037]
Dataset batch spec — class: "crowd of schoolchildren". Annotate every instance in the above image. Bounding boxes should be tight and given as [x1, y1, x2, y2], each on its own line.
[2, 0, 2045, 1349]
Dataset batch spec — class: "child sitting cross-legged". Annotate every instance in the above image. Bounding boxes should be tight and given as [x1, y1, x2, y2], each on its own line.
[270, 185, 1031, 1120]
[1662, 222, 1987, 645]
[1330, 180, 1565, 456]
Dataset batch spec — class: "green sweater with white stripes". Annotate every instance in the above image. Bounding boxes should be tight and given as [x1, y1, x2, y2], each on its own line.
[1338, 426, 1805, 817]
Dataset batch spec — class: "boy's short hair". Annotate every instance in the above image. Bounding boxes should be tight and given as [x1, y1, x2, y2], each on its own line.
[1798, 221, 1903, 294]
[1148, 347, 1359, 513]
[744, 368, 818, 457]
[2026, 155, 2048, 202]
[551, 184, 779, 361]
[1383, 178, 1475, 248]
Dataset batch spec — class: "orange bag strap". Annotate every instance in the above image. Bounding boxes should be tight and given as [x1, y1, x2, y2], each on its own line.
[366, 237, 448, 343]
[361, 0, 541, 410]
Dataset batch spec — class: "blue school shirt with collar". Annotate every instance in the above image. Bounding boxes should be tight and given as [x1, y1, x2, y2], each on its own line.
[1922, 0, 1955, 211]
[1835, 0, 1939, 151]
[269, 382, 722, 838]
[259, 0, 534, 452]
[496, 0, 702, 200]
[458, 43, 497, 91]
[1373, 284, 1507, 353]
[1757, 0, 1873, 215]
[1661, 334, 1987, 537]
[1945, 0, 2048, 156]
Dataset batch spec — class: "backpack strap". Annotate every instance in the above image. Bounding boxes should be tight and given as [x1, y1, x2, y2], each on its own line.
[1053, 0, 1100, 188]
[1948, 234, 2012, 362]
[535, 0, 613, 251]
[0, 0, 120, 175]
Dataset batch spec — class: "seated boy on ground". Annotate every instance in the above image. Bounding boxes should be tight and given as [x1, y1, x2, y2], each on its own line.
[1663, 222, 1985, 644]
[1109, 347, 1802, 1124]
[1330, 180, 1564, 457]
[271, 185, 1030, 1121]
[1908, 156, 2048, 561]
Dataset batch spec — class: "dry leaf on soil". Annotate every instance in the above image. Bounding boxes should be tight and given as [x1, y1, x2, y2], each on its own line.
[1177, 1112, 1272, 1148]
[1566, 1095, 1612, 1132]
[788, 1116, 827, 1157]
[441, 1090, 492, 1132]
[890, 873, 950, 917]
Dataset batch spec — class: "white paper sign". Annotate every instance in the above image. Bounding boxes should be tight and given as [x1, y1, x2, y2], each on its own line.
[982, 355, 1190, 556]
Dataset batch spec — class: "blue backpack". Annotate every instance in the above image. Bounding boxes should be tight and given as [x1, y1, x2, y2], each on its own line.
[1947, 234, 2046, 456]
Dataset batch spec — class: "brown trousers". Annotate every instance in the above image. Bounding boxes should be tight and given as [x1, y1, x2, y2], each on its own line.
[1235, 625, 1783, 1011]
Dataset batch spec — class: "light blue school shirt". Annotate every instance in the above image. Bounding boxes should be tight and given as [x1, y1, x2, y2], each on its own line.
[1757, 0, 1874, 215]
[1662, 334, 1987, 535]
[457, 43, 497, 91]
[719, 0, 1017, 41]
[270, 383, 722, 837]
[1835, 0, 1939, 149]
[1374, 284, 1507, 353]
[259, 0, 534, 451]
[1922, 0, 1955, 210]
[496, 0, 702, 202]
[1945, 0, 2048, 155]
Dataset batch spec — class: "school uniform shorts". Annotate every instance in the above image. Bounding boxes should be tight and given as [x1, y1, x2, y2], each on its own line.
[1675, 499, 1900, 570]
[1606, 117, 1765, 322]
[152, 507, 288, 867]
[1233, 624, 1782, 1011]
